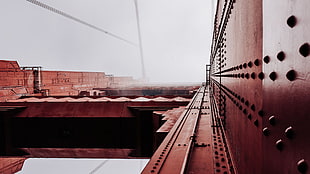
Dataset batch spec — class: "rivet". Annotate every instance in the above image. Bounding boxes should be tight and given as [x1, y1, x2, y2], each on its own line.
[157, 160, 160, 162]
[299, 43, 310, 57]
[153, 166, 157, 169]
[239, 65, 242, 69]
[277, 51, 285, 61]
[287, 15, 297, 28]
[286, 70, 297, 81]
[241, 98, 244, 103]
[251, 72, 256, 79]
[243, 109, 248, 115]
[254, 119, 259, 127]
[258, 110, 264, 117]
[263, 56, 270, 64]
[258, 72, 265, 80]
[247, 114, 252, 120]
[248, 61, 253, 67]
[243, 63, 247, 68]
[254, 59, 260, 66]
[241, 73, 245, 78]
[151, 170, 155, 173]
[251, 104, 256, 111]
[275, 139, 284, 151]
[269, 116, 276, 125]
[262, 127, 270, 136]
[245, 101, 249, 106]
[239, 106, 243, 110]
[269, 72, 277, 81]
[297, 159, 308, 173]
[285, 126, 294, 139]
[245, 73, 249, 79]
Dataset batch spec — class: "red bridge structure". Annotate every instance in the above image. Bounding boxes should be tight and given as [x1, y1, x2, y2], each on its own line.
[1, 0, 310, 173]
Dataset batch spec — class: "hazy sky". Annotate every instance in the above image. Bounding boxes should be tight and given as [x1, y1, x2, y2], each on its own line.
[0, 0, 212, 83]
[16, 158, 149, 174]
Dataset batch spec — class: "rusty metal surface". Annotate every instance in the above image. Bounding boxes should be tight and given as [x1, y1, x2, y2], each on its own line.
[142, 86, 234, 174]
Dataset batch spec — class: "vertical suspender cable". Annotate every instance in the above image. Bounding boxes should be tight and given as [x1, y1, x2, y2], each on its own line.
[133, 0, 146, 81]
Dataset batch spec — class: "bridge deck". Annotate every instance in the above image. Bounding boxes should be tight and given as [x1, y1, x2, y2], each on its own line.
[142, 86, 235, 174]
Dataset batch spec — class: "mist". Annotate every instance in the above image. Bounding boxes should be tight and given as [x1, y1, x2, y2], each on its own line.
[0, 0, 212, 83]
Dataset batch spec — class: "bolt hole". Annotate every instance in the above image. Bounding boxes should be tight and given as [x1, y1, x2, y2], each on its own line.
[286, 70, 297, 81]
[299, 43, 309, 57]
[287, 15, 297, 28]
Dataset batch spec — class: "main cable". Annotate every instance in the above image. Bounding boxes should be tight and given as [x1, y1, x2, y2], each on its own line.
[26, 0, 138, 47]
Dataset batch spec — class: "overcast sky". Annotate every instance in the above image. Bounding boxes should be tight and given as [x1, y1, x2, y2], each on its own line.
[0, 0, 212, 83]
[16, 158, 149, 174]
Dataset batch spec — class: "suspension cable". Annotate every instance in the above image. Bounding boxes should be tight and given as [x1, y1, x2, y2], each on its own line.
[26, 0, 138, 47]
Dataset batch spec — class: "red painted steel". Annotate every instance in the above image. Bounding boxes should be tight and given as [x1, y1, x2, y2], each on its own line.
[0, 60, 140, 101]
[142, 86, 234, 174]
[262, 0, 310, 173]
[210, 0, 310, 173]
[0, 157, 26, 174]
[0, 98, 189, 118]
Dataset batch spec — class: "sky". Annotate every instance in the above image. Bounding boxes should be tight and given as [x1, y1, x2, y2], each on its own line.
[0, 0, 212, 83]
[16, 158, 149, 174]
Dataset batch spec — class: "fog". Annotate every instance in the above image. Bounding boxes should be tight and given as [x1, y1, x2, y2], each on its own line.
[0, 0, 212, 83]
